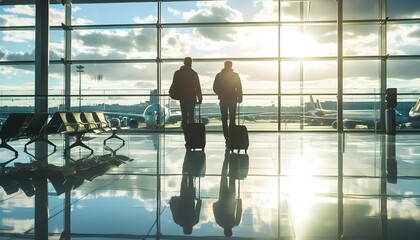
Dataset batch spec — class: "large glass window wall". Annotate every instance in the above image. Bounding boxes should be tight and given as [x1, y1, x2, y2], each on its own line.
[0, 0, 419, 132]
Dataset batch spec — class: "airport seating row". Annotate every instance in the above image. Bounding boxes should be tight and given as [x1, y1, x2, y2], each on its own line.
[0, 111, 127, 157]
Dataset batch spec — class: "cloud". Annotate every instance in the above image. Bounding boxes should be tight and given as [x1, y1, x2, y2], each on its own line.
[0, 49, 5, 59]
[133, 14, 157, 23]
[182, 2, 243, 42]
[407, 26, 420, 39]
[2, 31, 34, 43]
[167, 7, 181, 17]
[4, 5, 34, 17]
[388, 25, 420, 55]
[75, 30, 134, 52]
[73, 28, 156, 56]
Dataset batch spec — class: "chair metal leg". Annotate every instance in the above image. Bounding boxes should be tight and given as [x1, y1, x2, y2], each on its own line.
[103, 130, 125, 144]
[64, 134, 94, 155]
[0, 139, 18, 157]
[24, 136, 57, 151]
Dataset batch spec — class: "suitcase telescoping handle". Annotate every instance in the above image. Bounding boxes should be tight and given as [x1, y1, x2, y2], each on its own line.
[196, 102, 201, 123]
[237, 102, 241, 125]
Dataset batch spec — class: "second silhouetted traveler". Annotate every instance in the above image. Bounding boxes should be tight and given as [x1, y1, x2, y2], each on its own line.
[213, 61, 243, 147]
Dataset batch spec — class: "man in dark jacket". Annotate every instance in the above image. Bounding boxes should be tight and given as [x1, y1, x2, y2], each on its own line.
[171, 57, 203, 145]
[213, 61, 243, 147]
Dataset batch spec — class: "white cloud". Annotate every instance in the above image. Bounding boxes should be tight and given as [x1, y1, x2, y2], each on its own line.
[4, 5, 35, 17]
[3, 31, 34, 43]
[0, 14, 34, 26]
[133, 14, 157, 24]
[167, 7, 181, 16]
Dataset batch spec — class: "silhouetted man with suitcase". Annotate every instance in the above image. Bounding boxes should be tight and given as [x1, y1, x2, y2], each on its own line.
[213, 61, 243, 147]
[170, 57, 203, 147]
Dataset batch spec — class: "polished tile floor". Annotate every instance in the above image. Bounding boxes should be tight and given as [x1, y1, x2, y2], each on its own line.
[1, 131, 420, 239]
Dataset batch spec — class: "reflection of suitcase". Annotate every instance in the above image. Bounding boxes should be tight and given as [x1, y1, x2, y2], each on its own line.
[229, 153, 249, 180]
[230, 104, 249, 153]
[186, 104, 206, 151]
[183, 150, 206, 177]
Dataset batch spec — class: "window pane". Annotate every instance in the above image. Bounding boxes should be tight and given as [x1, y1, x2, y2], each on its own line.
[0, 65, 34, 94]
[50, 29, 64, 61]
[70, 63, 157, 97]
[0, 4, 35, 27]
[387, 60, 420, 93]
[49, 63, 64, 95]
[281, 61, 337, 94]
[161, 26, 278, 58]
[343, 25, 379, 56]
[343, 60, 380, 94]
[72, 28, 157, 60]
[0, 30, 35, 61]
[72, 2, 157, 25]
[162, 0, 278, 23]
[280, 0, 336, 21]
[280, 25, 336, 57]
[387, 0, 420, 19]
[388, 23, 420, 55]
[50, 4, 65, 27]
[343, 0, 380, 20]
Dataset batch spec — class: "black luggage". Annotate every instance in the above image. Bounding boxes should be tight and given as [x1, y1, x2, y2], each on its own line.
[230, 104, 249, 153]
[186, 104, 206, 151]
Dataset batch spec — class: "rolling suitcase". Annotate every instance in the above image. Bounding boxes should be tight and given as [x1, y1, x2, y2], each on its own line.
[230, 103, 249, 153]
[186, 104, 206, 151]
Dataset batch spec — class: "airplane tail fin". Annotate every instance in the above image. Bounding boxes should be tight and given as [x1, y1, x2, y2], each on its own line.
[316, 99, 323, 109]
[308, 95, 318, 111]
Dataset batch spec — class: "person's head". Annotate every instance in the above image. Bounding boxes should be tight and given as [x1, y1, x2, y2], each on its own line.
[224, 227, 233, 237]
[184, 57, 192, 67]
[224, 60, 233, 70]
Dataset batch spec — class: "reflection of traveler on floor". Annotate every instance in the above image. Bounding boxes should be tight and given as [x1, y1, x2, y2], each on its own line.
[169, 173, 202, 234]
[171, 57, 203, 145]
[213, 150, 242, 237]
[213, 60, 243, 147]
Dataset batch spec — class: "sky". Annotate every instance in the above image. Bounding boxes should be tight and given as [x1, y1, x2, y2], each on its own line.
[0, 0, 419, 107]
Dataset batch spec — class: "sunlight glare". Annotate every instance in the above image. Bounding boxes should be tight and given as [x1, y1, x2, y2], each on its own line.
[284, 155, 317, 223]
[281, 28, 325, 57]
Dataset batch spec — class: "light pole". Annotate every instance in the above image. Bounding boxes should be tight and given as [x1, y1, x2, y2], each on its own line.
[76, 65, 84, 111]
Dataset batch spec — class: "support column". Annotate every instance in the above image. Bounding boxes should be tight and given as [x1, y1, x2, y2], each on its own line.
[34, 1, 50, 239]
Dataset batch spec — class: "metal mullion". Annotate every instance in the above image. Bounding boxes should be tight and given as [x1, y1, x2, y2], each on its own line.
[68, 23, 157, 30]
[278, 0, 281, 132]
[379, 0, 387, 133]
[337, 0, 343, 133]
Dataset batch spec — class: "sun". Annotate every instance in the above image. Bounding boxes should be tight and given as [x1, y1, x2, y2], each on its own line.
[255, 26, 328, 58]
[281, 28, 326, 57]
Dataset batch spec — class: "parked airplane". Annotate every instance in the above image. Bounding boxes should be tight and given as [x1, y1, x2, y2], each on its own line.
[306, 95, 410, 129]
[408, 97, 420, 128]
[105, 103, 212, 129]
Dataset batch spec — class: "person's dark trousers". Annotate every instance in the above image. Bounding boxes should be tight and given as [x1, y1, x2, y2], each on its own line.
[180, 100, 196, 142]
[219, 100, 237, 144]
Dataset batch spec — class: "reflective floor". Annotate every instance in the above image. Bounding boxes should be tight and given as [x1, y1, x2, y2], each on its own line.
[1, 131, 420, 239]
